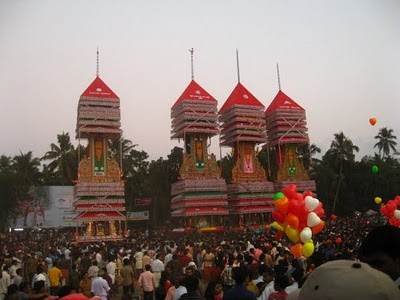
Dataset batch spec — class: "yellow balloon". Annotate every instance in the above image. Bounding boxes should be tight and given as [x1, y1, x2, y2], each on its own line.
[285, 225, 299, 243]
[271, 221, 284, 232]
[302, 240, 315, 257]
[374, 197, 382, 204]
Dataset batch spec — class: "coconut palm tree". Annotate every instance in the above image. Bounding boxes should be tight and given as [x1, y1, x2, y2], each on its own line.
[13, 151, 41, 185]
[42, 132, 76, 185]
[374, 127, 397, 159]
[297, 143, 321, 171]
[327, 132, 359, 213]
[108, 137, 136, 166]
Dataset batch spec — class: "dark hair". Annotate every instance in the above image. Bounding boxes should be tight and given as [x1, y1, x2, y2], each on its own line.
[145, 264, 151, 271]
[233, 265, 249, 285]
[58, 285, 73, 298]
[359, 225, 400, 260]
[7, 284, 18, 296]
[123, 258, 130, 266]
[184, 275, 199, 292]
[274, 274, 289, 291]
[19, 282, 29, 292]
[33, 280, 45, 292]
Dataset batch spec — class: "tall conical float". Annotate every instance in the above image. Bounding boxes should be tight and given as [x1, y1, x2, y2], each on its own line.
[264, 90, 316, 192]
[219, 83, 274, 227]
[73, 74, 127, 242]
[170, 79, 229, 232]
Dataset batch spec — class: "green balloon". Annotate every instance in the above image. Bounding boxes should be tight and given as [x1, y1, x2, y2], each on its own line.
[274, 192, 285, 201]
[372, 165, 379, 174]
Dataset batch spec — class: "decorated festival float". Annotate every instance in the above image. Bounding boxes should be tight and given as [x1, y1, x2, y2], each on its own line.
[170, 50, 228, 233]
[73, 54, 127, 242]
[219, 75, 274, 228]
[264, 85, 316, 193]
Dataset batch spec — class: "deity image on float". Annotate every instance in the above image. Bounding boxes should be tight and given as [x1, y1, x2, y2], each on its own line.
[219, 79, 274, 226]
[287, 146, 296, 175]
[195, 139, 205, 169]
[243, 143, 254, 174]
[73, 53, 127, 242]
[94, 139, 105, 175]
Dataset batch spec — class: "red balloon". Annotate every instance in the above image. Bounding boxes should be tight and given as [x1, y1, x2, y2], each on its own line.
[331, 214, 337, 221]
[288, 199, 305, 216]
[303, 191, 314, 198]
[283, 184, 297, 198]
[272, 210, 286, 223]
[314, 202, 325, 218]
[335, 237, 342, 245]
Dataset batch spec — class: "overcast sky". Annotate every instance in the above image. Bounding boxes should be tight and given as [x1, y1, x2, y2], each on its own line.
[1, 0, 399, 161]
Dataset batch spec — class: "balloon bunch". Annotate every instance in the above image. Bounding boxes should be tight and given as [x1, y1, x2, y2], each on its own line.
[270, 184, 325, 258]
[380, 196, 400, 227]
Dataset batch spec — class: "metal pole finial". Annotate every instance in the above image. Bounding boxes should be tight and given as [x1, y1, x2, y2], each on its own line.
[96, 47, 100, 77]
[236, 49, 240, 83]
[276, 63, 281, 91]
[189, 48, 194, 80]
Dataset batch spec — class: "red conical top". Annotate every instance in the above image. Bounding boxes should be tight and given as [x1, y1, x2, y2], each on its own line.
[172, 80, 217, 108]
[219, 83, 264, 113]
[81, 76, 119, 99]
[265, 90, 304, 114]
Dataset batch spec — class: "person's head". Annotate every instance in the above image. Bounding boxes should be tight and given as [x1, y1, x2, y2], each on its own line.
[123, 258, 129, 266]
[273, 274, 289, 292]
[184, 275, 199, 292]
[262, 267, 275, 284]
[58, 285, 75, 298]
[52, 261, 58, 268]
[19, 282, 30, 294]
[144, 264, 151, 272]
[232, 265, 249, 286]
[359, 225, 400, 281]
[7, 284, 19, 300]
[185, 267, 193, 276]
[97, 270, 105, 278]
[33, 280, 45, 293]
[16, 268, 22, 276]
[11, 260, 17, 266]
[36, 266, 43, 274]
[83, 272, 89, 279]
[92, 261, 98, 266]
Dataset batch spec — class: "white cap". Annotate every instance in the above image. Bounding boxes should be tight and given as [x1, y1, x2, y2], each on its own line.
[299, 260, 400, 300]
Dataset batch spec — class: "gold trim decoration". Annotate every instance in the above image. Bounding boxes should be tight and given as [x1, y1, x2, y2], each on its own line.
[277, 145, 309, 181]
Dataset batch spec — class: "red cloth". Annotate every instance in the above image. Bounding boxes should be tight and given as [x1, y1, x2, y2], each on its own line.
[268, 291, 288, 300]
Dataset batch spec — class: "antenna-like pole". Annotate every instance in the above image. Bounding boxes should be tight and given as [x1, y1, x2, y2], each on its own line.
[236, 49, 241, 83]
[96, 47, 100, 77]
[276, 63, 281, 91]
[189, 48, 194, 80]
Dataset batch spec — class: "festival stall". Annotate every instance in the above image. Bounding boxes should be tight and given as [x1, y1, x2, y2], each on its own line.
[219, 83, 274, 226]
[170, 79, 229, 230]
[265, 90, 316, 192]
[74, 75, 127, 242]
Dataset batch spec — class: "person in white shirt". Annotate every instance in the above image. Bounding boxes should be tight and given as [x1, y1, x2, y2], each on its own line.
[95, 252, 102, 268]
[91, 270, 110, 300]
[134, 248, 144, 275]
[151, 254, 165, 287]
[164, 249, 173, 266]
[0, 267, 11, 300]
[173, 278, 187, 300]
[106, 259, 117, 285]
[9, 261, 18, 284]
[64, 248, 71, 260]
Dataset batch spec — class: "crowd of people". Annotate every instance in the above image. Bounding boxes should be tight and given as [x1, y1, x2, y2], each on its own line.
[0, 213, 399, 300]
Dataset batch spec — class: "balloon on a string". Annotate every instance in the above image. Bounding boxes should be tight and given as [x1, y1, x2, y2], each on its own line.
[369, 118, 377, 126]
[372, 165, 379, 174]
[374, 197, 382, 204]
